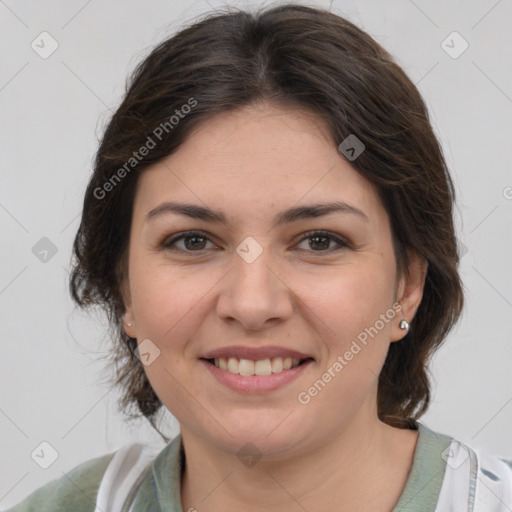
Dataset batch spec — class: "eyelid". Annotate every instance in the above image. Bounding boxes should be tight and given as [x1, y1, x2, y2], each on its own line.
[160, 229, 350, 254]
[161, 230, 217, 251]
[294, 230, 350, 251]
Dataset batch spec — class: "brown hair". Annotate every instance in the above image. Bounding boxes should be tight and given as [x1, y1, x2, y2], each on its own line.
[70, 3, 463, 440]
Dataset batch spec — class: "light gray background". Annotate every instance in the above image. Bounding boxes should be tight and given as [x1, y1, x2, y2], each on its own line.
[1, 0, 511, 508]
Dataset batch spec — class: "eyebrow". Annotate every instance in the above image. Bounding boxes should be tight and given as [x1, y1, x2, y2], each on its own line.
[145, 200, 368, 228]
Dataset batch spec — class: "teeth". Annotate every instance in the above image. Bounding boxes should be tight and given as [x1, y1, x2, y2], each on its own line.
[239, 359, 254, 376]
[213, 357, 302, 376]
[271, 357, 283, 373]
[227, 357, 238, 374]
[254, 359, 272, 376]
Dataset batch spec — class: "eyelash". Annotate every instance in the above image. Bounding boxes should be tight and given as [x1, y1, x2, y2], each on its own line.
[160, 230, 349, 255]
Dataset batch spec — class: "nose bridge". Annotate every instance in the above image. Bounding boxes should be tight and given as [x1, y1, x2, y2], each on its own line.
[216, 236, 293, 329]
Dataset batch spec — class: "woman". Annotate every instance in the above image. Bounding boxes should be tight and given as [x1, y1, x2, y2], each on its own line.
[5, 3, 511, 511]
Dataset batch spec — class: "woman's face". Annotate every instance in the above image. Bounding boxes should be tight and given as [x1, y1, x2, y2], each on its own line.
[123, 102, 426, 458]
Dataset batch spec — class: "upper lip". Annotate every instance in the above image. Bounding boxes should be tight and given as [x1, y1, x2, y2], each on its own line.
[201, 345, 314, 361]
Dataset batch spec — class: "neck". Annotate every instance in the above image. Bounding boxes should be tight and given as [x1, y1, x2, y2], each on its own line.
[179, 410, 418, 512]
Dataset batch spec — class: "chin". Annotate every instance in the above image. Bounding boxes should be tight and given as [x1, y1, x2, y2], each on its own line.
[195, 415, 310, 462]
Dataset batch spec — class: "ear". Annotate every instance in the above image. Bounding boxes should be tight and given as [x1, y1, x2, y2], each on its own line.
[390, 249, 428, 342]
[119, 276, 136, 338]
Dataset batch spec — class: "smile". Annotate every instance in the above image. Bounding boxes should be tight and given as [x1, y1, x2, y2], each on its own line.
[206, 356, 310, 376]
[201, 357, 314, 393]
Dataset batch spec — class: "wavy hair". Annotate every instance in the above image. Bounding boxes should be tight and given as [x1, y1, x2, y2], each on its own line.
[70, 3, 464, 440]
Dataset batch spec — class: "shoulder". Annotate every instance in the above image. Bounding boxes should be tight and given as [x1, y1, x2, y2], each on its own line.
[2, 449, 115, 512]
[3, 441, 167, 512]
[445, 439, 512, 510]
[421, 423, 512, 511]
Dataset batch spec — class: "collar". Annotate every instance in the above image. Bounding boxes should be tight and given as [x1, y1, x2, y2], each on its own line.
[131, 421, 451, 511]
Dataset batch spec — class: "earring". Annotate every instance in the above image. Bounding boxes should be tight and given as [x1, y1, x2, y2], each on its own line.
[127, 323, 132, 327]
[397, 301, 409, 332]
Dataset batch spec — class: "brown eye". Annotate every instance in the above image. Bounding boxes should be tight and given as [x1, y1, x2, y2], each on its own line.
[295, 231, 348, 252]
[162, 231, 213, 252]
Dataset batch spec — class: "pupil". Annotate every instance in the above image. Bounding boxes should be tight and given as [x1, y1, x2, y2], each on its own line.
[186, 236, 205, 250]
[183, 235, 330, 251]
[310, 235, 329, 250]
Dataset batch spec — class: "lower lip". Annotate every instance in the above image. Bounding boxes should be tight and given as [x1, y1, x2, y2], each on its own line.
[201, 359, 313, 394]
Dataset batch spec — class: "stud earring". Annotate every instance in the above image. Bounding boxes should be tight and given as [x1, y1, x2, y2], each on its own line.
[397, 301, 409, 332]
[127, 323, 132, 327]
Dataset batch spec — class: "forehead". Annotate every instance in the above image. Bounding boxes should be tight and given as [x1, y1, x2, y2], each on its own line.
[133, 102, 384, 222]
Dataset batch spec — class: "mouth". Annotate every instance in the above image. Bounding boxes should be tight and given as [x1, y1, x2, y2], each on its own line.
[201, 356, 315, 377]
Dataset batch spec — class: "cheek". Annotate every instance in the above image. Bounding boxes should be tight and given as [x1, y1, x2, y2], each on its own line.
[301, 267, 395, 411]
[129, 259, 220, 343]
[305, 260, 395, 327]
[128, 244, 396, 350]
[305, 267, 396, 386]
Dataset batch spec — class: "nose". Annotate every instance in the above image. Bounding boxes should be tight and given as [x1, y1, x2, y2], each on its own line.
[216, 245, 294, 331]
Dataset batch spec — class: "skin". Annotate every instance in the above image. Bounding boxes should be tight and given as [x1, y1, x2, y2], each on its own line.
[122, 101, 428, 512]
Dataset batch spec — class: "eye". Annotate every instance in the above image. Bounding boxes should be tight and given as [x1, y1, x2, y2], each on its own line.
[160, 230, 349, 255]
[295, 230, 349, 253]
[161, 231, 215, 253]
